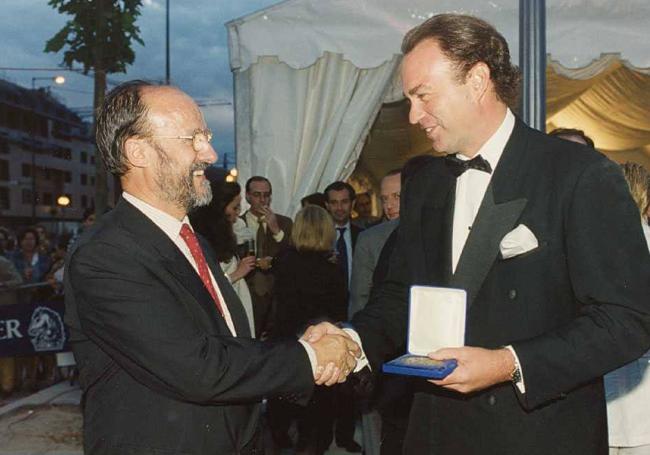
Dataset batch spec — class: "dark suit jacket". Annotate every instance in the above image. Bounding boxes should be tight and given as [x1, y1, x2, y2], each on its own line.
[352, 119, 650, 454]
[271, 248, 347, 339]
[64, 199, 313, 455]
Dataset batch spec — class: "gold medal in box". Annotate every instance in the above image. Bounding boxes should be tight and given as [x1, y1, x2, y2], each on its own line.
[383, 286, 465, 379]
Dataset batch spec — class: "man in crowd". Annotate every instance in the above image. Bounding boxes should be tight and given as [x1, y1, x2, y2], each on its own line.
[349, 169, 401, 318]
[65, 80, 359, 455]
[324, 181, 363, 290]
[306, 13, 650, 454]
[323, 180, 365, 452]
[241, 176, 292, 338]
[348, 169, 401, 455]
[354, 192, 379, 228]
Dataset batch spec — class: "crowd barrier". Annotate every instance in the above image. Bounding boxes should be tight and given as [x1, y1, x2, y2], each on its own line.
[0, 283, 70, 358]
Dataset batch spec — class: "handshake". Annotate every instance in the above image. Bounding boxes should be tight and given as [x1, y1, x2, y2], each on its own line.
[300, 322, 363, 386]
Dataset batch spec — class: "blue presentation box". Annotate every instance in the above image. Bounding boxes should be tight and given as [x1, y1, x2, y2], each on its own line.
[382, 286, 466, 379]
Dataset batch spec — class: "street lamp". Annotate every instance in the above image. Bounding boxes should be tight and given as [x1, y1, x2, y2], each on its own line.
[56, 195, 71, 207]
[31, 75, 65, 90]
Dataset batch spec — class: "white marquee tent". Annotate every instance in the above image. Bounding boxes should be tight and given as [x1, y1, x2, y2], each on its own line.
[226, 0, 650, 214]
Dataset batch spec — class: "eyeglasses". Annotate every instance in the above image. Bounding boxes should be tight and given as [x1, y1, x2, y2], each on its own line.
[151, 128, 213, 153]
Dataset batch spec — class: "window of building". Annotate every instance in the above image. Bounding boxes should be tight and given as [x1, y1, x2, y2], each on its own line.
[80, 173, 87, 186]
[80, 151, 87, 164]
[0, 139, 8, 154]
[90, 176, 95, 186]
[22, 189, 32, 204]
[90, 155, 95, 165]
[64, 171, 71, 183]
[43, 168, 52, 181]
[21, 163, 31, 178]
[0, 160, 8, 181]
[81, 195, 88, 208]
[42, 192, 53, 205]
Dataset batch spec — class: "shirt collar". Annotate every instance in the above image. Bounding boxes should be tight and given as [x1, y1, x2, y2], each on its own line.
[122, 192, 191, 241]
[458, 108, 515, 172]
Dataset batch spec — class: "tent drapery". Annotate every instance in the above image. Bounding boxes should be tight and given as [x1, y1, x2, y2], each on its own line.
[547, 54, 650, 169]
[234, 52, 399, 215]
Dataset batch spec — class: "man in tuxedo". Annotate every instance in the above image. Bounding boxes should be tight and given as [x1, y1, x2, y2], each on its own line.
[304, 14, 650, 454]
[241, 176, 292, 338]
[64, 80, 359, 455]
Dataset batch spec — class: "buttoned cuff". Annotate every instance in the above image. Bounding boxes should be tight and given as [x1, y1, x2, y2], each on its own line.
[272, 230, 285, 243]
[505, 345, 526, 394]
[298, 339, 317, 377]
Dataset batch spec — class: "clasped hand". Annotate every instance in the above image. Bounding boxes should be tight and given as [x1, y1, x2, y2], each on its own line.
[301, 322, 361, 386]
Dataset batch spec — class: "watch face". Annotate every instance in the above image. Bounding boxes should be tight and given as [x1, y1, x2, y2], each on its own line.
[511, 367, 522, 383]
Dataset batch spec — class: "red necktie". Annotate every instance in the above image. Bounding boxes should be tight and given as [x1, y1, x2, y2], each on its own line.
[179, 223, 224, 316]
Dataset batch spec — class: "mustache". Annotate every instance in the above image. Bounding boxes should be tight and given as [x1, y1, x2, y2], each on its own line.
[190, 162, 209, 173]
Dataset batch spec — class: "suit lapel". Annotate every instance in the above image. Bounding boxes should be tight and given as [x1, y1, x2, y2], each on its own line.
[450, 118, 531, 307]
[116, 199, 230, 333]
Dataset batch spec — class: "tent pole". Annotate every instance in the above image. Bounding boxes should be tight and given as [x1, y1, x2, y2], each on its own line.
[519, 0, 546, 131]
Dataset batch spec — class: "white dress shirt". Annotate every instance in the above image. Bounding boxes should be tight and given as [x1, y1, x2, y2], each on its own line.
[451, 109, 514, 272]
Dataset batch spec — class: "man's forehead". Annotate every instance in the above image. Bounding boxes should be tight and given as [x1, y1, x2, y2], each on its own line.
[142, 86, 204, 128]
[249, 181, 270, 191]
[381, 174, 401, 193]
[329, 189, 350, 200]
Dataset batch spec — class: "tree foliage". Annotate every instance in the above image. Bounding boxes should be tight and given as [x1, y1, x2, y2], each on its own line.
[45, 0, 144, 74]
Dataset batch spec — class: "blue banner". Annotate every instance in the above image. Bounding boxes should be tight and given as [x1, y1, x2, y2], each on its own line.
[0, 300, 69, 357]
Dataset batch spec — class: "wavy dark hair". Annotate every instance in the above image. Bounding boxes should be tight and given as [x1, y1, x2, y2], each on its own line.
[190, 181, 241, 262]
[402, 14, 521, 108]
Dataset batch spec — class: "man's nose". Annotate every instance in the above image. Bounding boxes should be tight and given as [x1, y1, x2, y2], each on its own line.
[202, 143, 218, 164]
[408, 102, 424, 125]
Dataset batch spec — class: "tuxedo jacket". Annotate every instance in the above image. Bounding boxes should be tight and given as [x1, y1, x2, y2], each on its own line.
[64, 199, 313, 455]
[352, 119, 650, 455]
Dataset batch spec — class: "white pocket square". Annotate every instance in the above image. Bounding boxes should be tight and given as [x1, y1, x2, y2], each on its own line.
[499, 224, 539, 259]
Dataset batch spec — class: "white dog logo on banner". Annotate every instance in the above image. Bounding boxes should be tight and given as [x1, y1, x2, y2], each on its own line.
[28, 306, 65, 352]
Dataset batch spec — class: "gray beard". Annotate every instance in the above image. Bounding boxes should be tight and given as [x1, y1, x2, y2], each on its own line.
[153, 143, 212, 212]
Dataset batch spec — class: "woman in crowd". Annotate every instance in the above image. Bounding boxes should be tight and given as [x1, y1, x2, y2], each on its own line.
[270, 205, 347, 455]
[190, 180, 256, 337]
[605, 162, 650, 455]
[9, 227, 51, 284]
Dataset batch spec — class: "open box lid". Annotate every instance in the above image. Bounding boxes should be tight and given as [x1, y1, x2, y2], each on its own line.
[407, 286, 467, 356]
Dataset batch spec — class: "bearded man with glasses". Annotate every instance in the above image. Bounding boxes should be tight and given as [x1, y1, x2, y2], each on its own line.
[64, 80, 360, 455]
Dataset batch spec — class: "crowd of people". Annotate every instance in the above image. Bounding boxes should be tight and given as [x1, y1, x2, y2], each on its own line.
[2, 10, 643, 455]
[0, 209, 95, 400]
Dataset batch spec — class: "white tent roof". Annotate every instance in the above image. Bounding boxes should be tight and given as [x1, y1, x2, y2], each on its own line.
[228, 0, 650, 71]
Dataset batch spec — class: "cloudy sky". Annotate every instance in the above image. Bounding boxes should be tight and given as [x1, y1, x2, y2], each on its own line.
[0, 0, 280, 167]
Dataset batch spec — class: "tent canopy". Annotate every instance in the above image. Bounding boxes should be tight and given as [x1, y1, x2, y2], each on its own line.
[226, 0, 650, 214]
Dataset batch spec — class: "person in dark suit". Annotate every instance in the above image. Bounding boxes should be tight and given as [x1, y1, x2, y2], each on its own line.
[64, 80, 360, 455]
[304, 14, 650, 455]
[324, 181, 364, 289]
[241, 176, 293, 338]
[269, 205, 348, 454]
[323, 180, 364, 452]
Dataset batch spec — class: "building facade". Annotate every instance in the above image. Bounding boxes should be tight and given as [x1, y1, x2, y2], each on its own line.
[0, 78, 113, 231]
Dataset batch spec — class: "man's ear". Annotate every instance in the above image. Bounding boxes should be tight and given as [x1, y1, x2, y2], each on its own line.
[467, 62, 490, 101]
[123, 137, 149, 169]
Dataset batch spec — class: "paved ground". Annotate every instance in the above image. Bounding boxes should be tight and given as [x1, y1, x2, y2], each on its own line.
[0, 383, 360, 455]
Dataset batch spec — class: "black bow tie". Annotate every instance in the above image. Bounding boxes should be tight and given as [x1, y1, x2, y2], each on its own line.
[445, 154, 492, 177]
